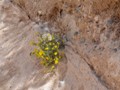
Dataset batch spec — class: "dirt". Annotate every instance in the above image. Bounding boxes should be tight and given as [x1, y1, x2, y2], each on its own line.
[0, 0, 120, 90]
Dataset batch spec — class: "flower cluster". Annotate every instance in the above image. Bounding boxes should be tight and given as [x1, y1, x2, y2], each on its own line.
[31, 33, 62, 71]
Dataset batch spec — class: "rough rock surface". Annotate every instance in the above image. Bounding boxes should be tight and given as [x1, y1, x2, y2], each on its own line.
[0, 0, 120, 90]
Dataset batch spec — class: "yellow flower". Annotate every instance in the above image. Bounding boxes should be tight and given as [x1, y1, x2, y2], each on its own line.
[45, 47, 49, 50]
[54, 45, 58, 48]
[54, 58, 59, 64]
[54, 52, 58, 55]
[39, 50, 44, 56]
[46, 57, 49, 60]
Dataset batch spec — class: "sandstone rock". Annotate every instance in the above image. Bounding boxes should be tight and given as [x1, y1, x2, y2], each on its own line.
[0, 0, 120, 90]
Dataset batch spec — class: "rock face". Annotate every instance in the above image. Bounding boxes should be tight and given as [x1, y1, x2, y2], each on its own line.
[0, 0, 120, 90]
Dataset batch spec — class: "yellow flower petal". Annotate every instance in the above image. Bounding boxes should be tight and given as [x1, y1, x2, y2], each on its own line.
[45, 47, 49, 50]
[55, 60, 58, 64]
[54, 45, 58, 48]
[54, 52, 58, 55]
[39, 50, 44, 56]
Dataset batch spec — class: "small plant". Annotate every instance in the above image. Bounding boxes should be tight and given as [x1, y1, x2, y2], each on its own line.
[30, 33, 64, 71]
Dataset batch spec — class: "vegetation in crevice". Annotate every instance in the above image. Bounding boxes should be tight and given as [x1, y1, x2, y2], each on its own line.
[30, 33, 65, 72]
